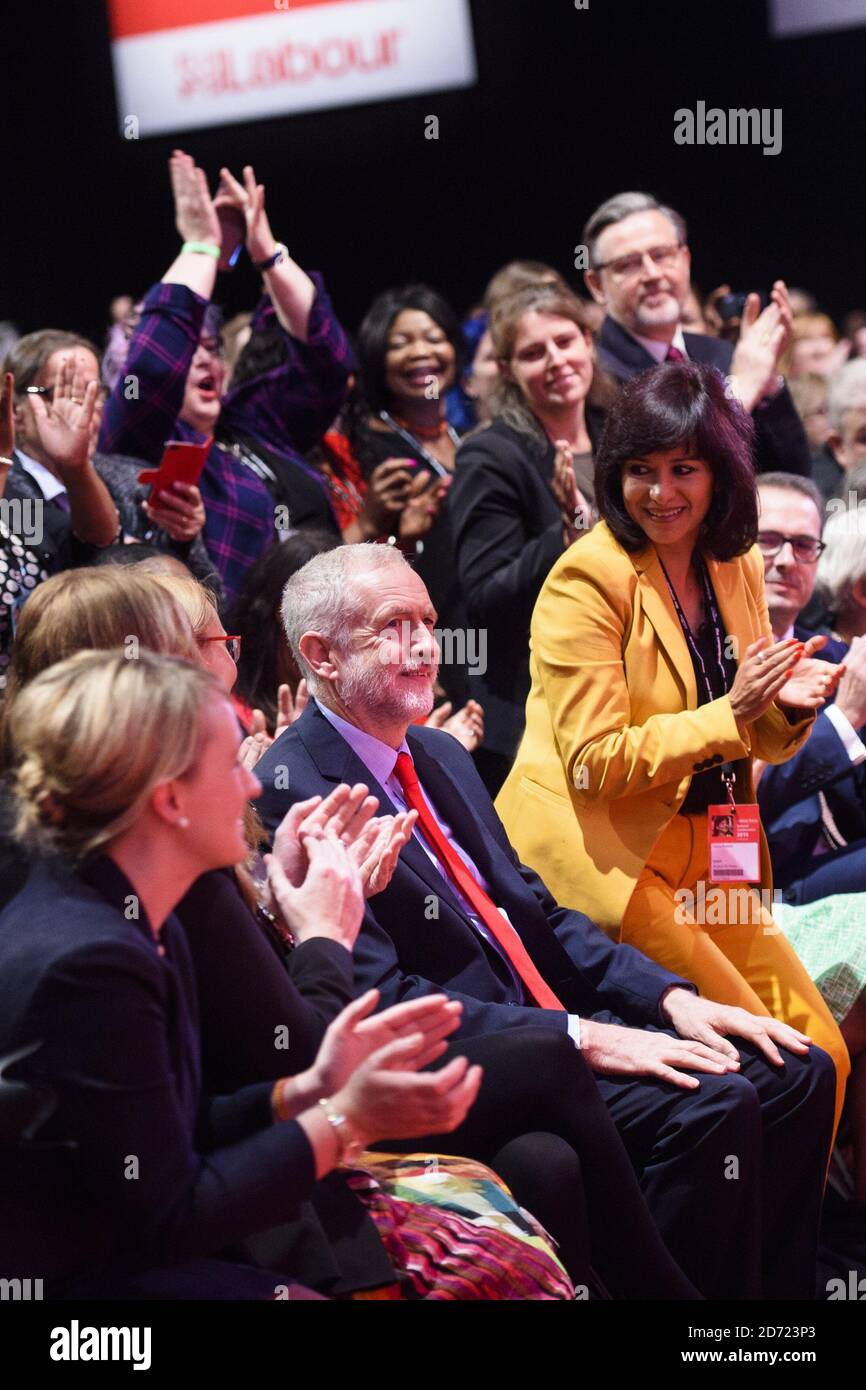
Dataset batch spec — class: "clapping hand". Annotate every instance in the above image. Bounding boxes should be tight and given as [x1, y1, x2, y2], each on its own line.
[265, 827, 365, 948]
[305, 989, 463, 1096]
[349, 810, 418, 897]
[217, 163, 275, 265]
[271, 784, 380, 888]
[169, 149, 220, 248]
[551, 439, 591, 543]
[729, 280, 793, 411]
[776, 633, 845, 712]
[426, 698, 485, 752]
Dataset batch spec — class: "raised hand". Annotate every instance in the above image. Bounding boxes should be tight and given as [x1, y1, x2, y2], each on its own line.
[274, 679, 308, 739]
[217, 164, 275, 264]
[729, 280, 792, 411]
[28, 355, 99, 474]
[169, 149, 220, 247]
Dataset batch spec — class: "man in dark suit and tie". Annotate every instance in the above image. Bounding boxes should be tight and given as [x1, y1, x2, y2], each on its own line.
[755, 472, 866, 899]
[254, 542, 835, 1299]
[581, 191, 812, 478]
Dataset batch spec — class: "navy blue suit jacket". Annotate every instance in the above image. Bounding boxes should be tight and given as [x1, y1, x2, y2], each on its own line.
[759, 627, 866, 882]
[254, 703, 694, 1037]
[596, 317, 812, 478]
[0, 855, 317, 1285]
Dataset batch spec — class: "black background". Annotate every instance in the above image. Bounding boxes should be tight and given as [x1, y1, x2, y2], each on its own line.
[3, 0, 865, 343]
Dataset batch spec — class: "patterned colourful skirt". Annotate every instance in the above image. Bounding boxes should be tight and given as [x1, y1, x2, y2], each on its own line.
[345, 1151, 574, 1300]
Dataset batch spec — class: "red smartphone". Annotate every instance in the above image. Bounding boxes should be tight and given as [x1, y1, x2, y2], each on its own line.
[138, 438, 212, 502]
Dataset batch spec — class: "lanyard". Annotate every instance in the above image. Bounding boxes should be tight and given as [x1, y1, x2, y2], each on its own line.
[658, 555, 737, 806]
[378, 411, 457, 478]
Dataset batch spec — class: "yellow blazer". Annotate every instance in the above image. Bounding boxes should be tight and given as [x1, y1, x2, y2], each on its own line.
[496, 521, 814, 933]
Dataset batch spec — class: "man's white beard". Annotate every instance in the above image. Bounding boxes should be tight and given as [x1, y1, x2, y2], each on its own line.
[338, 650, 436, 726]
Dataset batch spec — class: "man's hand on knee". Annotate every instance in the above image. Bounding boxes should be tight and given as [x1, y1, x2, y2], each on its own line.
[580, 1018, 737, 1088]
[660, 987, 813, 1068]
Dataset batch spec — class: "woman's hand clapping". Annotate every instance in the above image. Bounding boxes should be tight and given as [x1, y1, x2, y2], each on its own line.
[728, 635, 845, 729]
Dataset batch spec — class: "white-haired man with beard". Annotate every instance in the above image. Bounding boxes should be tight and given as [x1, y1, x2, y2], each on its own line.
[253, 541, 835, 1301]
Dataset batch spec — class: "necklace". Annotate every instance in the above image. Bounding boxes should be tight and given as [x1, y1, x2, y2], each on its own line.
[378, 410, 458, 477]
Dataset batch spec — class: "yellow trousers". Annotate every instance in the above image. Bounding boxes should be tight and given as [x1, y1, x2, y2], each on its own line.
[620, 813, 850, 1141]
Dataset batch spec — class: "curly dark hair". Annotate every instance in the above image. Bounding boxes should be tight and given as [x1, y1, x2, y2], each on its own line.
[594, 361, 758, 560]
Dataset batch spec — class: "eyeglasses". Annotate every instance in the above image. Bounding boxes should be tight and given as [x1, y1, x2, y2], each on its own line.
[199, 634, 242, 660]
[25, 384, 110, 405]
[594, 242, 684, 280]
[757, 531, 826, 563]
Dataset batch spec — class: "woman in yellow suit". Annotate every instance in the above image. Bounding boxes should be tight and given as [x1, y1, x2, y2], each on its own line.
[497, 362, 850, 1131]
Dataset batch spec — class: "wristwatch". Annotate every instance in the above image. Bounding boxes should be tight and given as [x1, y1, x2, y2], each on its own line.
[254, 242, 289, 273]
[318, 1098, 364, 1165]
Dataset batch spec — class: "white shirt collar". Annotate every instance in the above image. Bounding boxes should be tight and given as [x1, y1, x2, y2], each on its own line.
[629, 325, 688, 365]
[15, 450, 67, 502]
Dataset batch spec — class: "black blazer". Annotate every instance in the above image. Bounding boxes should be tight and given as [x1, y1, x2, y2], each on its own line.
[0, 855, 321, 1290]
[450, 415, 603, 761]
[4, 456, 100, 573]
[175, 867, 354, 1092]
[596, 317, 812, 478]
[254, 703, 693, 1037]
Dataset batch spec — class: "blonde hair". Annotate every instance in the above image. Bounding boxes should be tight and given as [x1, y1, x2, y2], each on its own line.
[150, 574, 220, 638]
[4, 568, 197, 710]
[7, 650, 218, 860]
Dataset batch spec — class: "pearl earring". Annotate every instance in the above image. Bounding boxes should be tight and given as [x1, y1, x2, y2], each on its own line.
[178, 816, 190, 829]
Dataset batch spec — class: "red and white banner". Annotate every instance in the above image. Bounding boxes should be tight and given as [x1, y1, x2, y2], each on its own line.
[770, 0, 866, 37]
[108, 0, 477, 136]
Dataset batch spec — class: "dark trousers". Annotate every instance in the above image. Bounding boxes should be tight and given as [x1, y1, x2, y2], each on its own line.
[782, 838, 866, 903]
[398, 1028, 700, 1298]
[596, 1031, 836, 1299]
[410, 1026, 834, 1299]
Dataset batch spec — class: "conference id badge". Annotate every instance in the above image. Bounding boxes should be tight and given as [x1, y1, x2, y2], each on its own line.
[707, 804, 761, 883]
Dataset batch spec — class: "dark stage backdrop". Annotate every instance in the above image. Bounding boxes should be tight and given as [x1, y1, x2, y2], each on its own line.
[3, 0, 865, 345]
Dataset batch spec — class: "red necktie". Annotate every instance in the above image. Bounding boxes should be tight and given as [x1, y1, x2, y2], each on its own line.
[665, 345, 686, 363]
[393, 753, 565, 1010]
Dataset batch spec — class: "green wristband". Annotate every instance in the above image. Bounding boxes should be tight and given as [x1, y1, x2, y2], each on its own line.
[181, 241, 220, 259]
